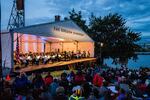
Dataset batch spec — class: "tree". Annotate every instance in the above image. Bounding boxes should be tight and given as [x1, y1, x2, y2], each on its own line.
[89, 13, 141, 66]
[69, 9, 88, 32]
[68, 9, 141, 66]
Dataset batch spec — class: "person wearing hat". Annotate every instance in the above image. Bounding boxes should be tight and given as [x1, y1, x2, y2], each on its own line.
[69, 85, 85, 100]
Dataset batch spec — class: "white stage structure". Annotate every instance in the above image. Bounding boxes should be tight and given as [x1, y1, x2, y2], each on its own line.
[1, 20, 94, 71]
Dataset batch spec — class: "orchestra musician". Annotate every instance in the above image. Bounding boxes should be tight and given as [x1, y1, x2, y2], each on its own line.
[14, 50, 90, 67]
[87, 51, 90, 58]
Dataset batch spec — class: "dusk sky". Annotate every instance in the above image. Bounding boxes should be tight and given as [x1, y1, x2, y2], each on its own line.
[1, 0, 150, 36]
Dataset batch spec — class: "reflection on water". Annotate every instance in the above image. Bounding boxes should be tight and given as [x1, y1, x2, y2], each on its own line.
[104, 55, 150, 69]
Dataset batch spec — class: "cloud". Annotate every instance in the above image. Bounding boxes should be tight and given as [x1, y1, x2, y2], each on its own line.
[131, 16, 150, 23]
[25, 17, 52, 26]
[95, 0, 108, 5]
[1, 0, 150, 36]
[119, 4, 125, 8]
[142, 32, 150, 36]
[103, 7, 112, 11]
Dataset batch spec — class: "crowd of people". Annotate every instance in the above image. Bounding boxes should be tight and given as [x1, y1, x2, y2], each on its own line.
[14, 50, 91, 67]
[0, 64, 150, 100]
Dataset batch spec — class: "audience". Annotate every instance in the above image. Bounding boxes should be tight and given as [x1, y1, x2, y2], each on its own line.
[1, 63, 150, 100]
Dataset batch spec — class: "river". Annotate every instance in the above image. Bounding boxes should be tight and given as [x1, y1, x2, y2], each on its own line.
[104, 54, 150, 69]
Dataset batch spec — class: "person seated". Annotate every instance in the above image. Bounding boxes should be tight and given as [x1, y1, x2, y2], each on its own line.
[53, 86, 68, 100]
[32, 73, 45, 89]
[49, 79, 59, 97]
[35, 54, 40, 65]
[55, 53, 59, 62]
[31, 54, 36, 65]
[27, 54, 32, 65]
[51, 52, 56, 63]
[81, 51, 86, 58]
[20, 54, 28, 67]
[40, 86, 53, 100]
[47, 53, 51, 63]
[117, 88, 126, 100]
[13, 71, 29, 95]
[71, 51, 75, 59]
[63, 51, 67, 61]
[48, 52, 53, 63]
[68, 51, 72, 60]
[74, 70, 85, 85]
[93, 73, 104, 87]
[76, 50, 81, 59]
[69, 85, 85, 100]
[19, 54, 23, 65]
[99, 81, 111, 99]
[39, 53, 44, 64]
[74, 52, 77, 59]
[87, 51, 90, 58]
[44, 72, 53, 86]
[43, 54, 48, 64]
[60, 52, 65, 61]
[42, 53, 46, 64]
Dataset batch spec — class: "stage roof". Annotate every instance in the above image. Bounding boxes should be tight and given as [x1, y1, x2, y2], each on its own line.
[13, 20, 94, 42]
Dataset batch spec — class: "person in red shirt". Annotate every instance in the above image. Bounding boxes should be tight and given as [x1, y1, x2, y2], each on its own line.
[74, 70, 85, 85]
[44, 72, 53, 86]
[93, 73, 104, 87]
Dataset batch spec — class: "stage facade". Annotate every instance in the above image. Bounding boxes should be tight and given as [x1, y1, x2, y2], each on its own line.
[1, 20, 95, 73]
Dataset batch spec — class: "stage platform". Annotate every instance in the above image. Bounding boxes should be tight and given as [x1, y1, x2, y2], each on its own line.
[14, 58, 96, 73]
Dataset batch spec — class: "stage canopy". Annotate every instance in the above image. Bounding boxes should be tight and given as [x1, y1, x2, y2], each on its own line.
[13, 20, 93, 42]
[1, 20, 95, 69]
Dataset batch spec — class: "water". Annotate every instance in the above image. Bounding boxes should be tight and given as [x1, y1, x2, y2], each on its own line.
[2, 54, 150, 76]
[104, 54, 150, 69]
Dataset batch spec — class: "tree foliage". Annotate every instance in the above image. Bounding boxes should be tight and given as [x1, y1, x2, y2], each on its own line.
[89, 13, 141, 64]
[69, 9, 88, 32]
[68, 9, 141, 65]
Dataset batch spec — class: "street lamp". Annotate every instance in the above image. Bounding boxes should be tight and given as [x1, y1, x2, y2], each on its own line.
[100, 43, 104, 47]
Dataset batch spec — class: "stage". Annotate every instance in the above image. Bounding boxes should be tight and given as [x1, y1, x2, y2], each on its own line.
[14, 58, 96, 73]
[2, 20, 95, 76]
